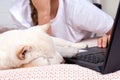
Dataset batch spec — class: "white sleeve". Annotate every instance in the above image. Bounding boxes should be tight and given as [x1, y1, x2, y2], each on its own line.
[9, 0, 33, 29]
[72, 0, 113, 34]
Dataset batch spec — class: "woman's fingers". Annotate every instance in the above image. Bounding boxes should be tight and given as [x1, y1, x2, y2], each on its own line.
[97, 35, 110, 48]
[97, 37, 102, 48]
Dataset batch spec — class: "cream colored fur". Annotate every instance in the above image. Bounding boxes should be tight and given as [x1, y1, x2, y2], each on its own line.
[0, 23, 87, 70]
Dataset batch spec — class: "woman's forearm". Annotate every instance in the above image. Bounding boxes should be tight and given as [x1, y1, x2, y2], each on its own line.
[31, 0, 51, 25]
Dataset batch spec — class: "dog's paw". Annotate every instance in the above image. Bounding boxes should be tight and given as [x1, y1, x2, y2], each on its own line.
[78, 49, 87, 53]
[72, 43, 88, 49]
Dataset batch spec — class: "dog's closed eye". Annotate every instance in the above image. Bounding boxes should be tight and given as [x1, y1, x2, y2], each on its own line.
[16, 45, 32, 60]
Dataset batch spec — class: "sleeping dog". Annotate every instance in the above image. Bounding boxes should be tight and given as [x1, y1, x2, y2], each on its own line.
[0, 23, 87, 70]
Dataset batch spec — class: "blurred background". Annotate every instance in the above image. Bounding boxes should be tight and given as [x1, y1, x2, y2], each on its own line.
[0, 0, 16, 28]
[0, 0, 119, 28]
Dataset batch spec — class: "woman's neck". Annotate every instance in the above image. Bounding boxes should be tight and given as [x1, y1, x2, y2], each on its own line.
[50, 0, 59, 20]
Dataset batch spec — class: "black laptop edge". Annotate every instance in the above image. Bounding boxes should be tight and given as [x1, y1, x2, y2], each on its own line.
[102, 2, 120, 74]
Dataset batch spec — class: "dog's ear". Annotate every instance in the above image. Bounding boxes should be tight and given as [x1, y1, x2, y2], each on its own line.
[16, 45, 32, 60]
[36, 22, 51, 32]
[35, 22, 51, 32]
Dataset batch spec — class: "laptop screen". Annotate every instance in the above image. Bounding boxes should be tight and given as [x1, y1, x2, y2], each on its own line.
[103, 2, 120, 74]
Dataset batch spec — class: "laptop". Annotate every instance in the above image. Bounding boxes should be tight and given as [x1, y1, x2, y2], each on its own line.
[64, 2, 120, 74]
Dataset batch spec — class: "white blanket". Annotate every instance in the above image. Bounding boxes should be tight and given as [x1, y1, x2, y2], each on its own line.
[0, 64, 119, 80]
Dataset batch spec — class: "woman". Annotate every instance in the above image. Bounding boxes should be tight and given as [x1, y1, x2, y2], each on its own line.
[9, 0, 113, 48]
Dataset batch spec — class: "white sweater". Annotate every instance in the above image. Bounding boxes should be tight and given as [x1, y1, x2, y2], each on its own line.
[9, 0, 113, 42]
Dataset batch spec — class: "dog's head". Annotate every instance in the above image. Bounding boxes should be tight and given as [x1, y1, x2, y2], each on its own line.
[0, 23, 64, 70]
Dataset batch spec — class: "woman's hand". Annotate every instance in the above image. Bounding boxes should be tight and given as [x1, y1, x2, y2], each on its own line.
[97, 29, 112, 48]
[97, 34, 111, 48]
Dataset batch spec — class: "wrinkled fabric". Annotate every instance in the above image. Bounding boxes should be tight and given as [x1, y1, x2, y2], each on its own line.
[9, 0, 113, 42]
[9, 0, 33, 29]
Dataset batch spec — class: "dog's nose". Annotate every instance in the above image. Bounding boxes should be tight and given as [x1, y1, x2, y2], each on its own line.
[60, 60, 65, 64]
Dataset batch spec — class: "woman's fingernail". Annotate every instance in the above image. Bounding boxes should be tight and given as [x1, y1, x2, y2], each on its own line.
[103, 44, 106, 48]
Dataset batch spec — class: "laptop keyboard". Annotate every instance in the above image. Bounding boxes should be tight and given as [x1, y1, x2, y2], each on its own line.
[76, 52, 106, 64]
[72, 47, 107, 64]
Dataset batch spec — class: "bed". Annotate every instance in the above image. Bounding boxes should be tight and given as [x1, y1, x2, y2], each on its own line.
[0, 27, 119, 80]
[0, 64, 120, 80]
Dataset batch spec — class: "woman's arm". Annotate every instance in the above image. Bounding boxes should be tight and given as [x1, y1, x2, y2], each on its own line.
[31, 0, 51, 35]
[31, 0, 51, 24]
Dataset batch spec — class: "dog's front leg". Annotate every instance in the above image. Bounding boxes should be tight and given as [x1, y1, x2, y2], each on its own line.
[51, 37, 87, 58]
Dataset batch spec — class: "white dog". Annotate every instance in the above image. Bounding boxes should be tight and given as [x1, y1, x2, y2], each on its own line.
[0, 23, 87, 70]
